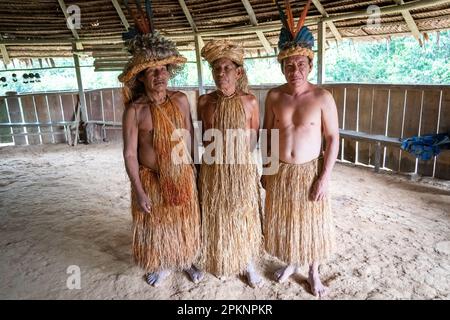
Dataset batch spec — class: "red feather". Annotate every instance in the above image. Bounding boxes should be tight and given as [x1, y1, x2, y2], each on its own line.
[295, 0, 312, 36]
[284, 0, 295, 38]
[130, 8, 150, 34]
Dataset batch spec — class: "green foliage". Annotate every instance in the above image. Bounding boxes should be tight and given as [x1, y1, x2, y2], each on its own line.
[326, 30, 450, 84]
[0, 31, 448, 96]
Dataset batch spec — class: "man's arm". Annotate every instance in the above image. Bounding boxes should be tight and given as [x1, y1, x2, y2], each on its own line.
[321, 90, 340, 179]
[195, 94, 208, 173]
[311, 90, 340, 201]
[178, 92, 197, 165]
[249, 94, 260, 152]
[122, 104, 150, 213]
[262, 89, 276, 160]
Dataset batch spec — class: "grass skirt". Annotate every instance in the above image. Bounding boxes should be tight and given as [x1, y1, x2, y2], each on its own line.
[263, 158, 334, 266]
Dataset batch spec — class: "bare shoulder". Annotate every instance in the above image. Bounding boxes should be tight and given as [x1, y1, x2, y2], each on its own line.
[123, 96, 146, 125]
[168, 89, 187, 100]
[266, 84, 288, 101]
[198, 91, 216, 109]
[168, 90, 190, 112]
[312, 86, 333, 98]
[309, 86, 336, 113]
[168, 89, 187, 103]
[126, 95, 147, 113]
[269, 84, 286, 95]
[239, 91, 258, 108]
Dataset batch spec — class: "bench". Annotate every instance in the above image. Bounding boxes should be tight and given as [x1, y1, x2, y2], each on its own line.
[339, 129, 402, 173]
[0, 121, 77, 145]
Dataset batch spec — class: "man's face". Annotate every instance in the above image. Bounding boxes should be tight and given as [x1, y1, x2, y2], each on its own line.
[282, 55, 312, 87]
[140, 65, 169, 91]
[211, 58, 242, 91]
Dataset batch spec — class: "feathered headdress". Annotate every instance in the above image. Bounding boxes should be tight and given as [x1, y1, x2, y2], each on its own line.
[118, 0, 186, 83]
[274, 0, 314, 62]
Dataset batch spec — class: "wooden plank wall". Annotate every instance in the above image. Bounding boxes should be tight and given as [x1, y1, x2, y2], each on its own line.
[306, 84, 449, 180]
[249, 84, 448, 179]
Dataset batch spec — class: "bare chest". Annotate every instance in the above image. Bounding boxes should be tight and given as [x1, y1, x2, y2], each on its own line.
[273, 100, 322, 129]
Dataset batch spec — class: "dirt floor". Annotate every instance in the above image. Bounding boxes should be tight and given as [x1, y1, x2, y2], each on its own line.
[0, 143, 449, 300]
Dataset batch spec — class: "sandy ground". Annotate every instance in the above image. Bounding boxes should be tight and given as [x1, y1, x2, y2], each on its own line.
[0, 142, 449, 300]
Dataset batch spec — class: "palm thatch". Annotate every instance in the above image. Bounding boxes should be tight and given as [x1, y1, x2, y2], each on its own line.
[0, 0, 449, 70]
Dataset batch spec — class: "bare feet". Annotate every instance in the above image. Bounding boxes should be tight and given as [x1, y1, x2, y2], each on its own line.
[246, 262, 263, 288]
[185, 265, 204, 284]
[144, 270, 170, 287]
[274, 264, 296, 283]
[308, 263, 328, 298]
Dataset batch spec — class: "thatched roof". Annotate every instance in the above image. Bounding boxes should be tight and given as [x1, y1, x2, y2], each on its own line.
[0, 0, 449, 70]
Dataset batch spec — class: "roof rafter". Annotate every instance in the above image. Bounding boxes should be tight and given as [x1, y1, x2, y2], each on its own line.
[178, 0, 204, 48]
[241, 0, 273, 55]
[111, 0, 130, 31]
[393, 0, 423, 46]
[57, 0, 83, 50]
[312, 0, 342, 42]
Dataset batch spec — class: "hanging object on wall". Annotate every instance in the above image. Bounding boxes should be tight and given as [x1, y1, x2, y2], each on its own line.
[0, 76, 6, 87]
[12, 73, 17, 82]
[20, 72, 41, 84]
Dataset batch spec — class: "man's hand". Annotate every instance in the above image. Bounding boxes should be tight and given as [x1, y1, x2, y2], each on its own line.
[310, 176, 329, 202]
[260, 175, 266, 189]
[137, 192, 152, 214]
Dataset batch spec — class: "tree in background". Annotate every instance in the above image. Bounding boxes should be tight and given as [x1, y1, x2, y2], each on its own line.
[1, 31, 449, 96]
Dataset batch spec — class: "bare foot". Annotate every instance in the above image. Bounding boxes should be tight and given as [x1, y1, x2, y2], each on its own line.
[246, 263, 263, 288]
[274, 265, 296, 283]
[185, 265, 204, 284]
[307, 273, 328, 298]
[144, 270, 170, 287]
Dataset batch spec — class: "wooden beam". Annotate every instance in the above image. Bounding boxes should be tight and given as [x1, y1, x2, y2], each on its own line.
[178, 0, 198, 33]
[0, 20, 320, 47]
[241, 0, 258, 25]
[194, 35, 204, 95]
[241, 0, 273, 54]
[111, 0, 130, 31]
[57, 0, 79, 40]
[73, 52, 88, 123]
[321, 0, 449, 23]
[317, 21, 326, 85]
[0, 43, 10, 65]
[312, 0, 342, 42]
[178, 0, 205, 94]
[178, 0, 204, 49]
[393, 0, 423, 46]
[256, 31, 272, 54]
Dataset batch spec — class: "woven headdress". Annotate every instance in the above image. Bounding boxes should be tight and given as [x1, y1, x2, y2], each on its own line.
[275, 0, 314, 62]
[201, 40, 245, 66]
[201, 40, 249, 93]
[118, 0, 186, 84]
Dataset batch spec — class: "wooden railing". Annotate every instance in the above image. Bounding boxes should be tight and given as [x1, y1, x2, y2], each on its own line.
[1, 83, 449, 179]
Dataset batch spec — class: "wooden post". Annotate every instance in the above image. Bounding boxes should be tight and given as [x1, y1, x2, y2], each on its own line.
[73, 52, 88, 146]
[374, 141, 381, 173]
[73, 52, 88, 123]
[317, 20, 326, 85]
[194, 35, 204, 95]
